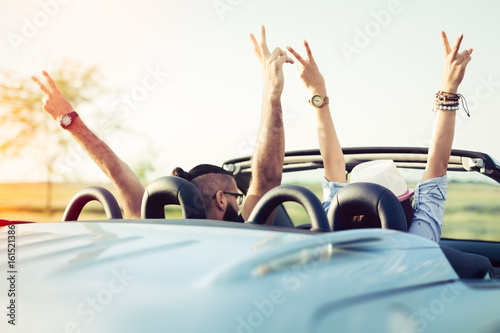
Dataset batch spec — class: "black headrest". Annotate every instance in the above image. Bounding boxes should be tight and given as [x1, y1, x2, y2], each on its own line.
[247, 185, 330, 232]
[62, 186, 123, 221]
[328, 182, 407, 232]
[141, 176, 207, 219]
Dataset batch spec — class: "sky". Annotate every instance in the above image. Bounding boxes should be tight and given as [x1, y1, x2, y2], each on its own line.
[1, 0, 500, 183]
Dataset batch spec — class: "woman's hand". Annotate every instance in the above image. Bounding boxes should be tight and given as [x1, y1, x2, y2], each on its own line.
[287, 40, 326, 96]
[440, 31, 473, 94]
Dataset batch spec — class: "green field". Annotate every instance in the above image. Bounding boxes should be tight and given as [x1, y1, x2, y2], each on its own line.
[1, 182, 499, 242]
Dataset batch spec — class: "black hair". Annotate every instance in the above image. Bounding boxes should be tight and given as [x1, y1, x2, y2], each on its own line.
[171, 164, 233, 181]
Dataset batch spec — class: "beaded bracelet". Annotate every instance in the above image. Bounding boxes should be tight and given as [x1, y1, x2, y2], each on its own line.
[433, 91, 470, 117]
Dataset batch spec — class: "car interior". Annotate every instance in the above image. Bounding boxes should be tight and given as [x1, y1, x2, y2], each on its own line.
[52, 147, 500, 280]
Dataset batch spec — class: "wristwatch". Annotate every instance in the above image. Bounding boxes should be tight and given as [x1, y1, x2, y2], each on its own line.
[60, 111, 79, 129]
[309, 94, 329, 108]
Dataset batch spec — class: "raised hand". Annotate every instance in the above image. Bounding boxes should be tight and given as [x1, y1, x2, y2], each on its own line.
[287, 40, 326, 95]
[421, 32, 473, 183]
[31, 71, 73, 121]
[440, 31, 473, 93]
[249, 25, 294, 100]
[287, 39, 345, 183]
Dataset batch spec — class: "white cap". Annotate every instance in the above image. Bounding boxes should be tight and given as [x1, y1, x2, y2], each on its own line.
[350, 160, 414, 202]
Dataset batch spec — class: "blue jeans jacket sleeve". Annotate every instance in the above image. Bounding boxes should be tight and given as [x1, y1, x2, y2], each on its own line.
[321, 177, 348, 213]
[408, 175, 447, 242]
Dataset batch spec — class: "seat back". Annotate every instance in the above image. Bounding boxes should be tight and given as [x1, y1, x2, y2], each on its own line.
[62, 186, 123, 221]
[328, 182, 407, 232]
[440, 244, 494, 279]
[141, 176, 207, 219]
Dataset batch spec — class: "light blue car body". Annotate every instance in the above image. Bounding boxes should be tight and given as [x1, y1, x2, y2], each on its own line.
[2, 220, 499, 333]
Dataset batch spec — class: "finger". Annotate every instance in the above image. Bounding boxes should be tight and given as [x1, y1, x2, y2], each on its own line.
[461, 53, 473, 67]
[286, 46, 307, 66]
[269, 47, 282, 62]
[269, 47, 290, 61]
[42, 71, 61, 94]
[249, 33, 262, 59]
[304, 40, 315, 63]
[275, 54, 290, 67]
[259, 25, 270, 57]
[269, 48, 294, 66]
[440, 30, 451, 55]
[459, 48, 472, 60]
[451, 33, 463, 55]
[31, 75, 50, 95]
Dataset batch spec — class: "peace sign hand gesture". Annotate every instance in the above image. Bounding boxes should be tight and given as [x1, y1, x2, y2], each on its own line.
[287, 40, 326, 96]
[250, 25, 294, 100]
[31, 71, 74, 121]
[440, 31, 473, 94]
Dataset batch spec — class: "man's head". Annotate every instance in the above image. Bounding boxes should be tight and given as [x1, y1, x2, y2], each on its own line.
[348, 160, 415, 228]
[171, 164, 241, 221]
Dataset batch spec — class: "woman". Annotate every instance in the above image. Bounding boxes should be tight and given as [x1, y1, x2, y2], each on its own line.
[286, 31, 473, 242]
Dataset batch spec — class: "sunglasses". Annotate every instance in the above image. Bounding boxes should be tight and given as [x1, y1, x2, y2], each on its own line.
[212, 192, 244, 205]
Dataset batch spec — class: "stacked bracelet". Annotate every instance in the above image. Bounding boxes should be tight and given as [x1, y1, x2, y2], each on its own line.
[433, 91, 470, 117]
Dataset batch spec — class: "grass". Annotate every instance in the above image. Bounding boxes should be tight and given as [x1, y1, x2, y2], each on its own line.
[1, 181, 499, 242]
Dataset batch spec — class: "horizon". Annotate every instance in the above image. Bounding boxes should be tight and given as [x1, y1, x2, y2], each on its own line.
[1, 0, 500, 184]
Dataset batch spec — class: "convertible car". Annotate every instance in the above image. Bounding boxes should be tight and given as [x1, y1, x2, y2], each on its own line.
[1, 147, 499, 333]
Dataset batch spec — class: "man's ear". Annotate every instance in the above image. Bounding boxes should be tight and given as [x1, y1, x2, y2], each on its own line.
[214, 190, 226, 211]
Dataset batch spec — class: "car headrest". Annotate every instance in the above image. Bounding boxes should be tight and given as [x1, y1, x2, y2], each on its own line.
[328, 182, 407, 232]
[62, 186, 123, 221]
[141, 176, 207, 219]
[247, 185, 330, 232]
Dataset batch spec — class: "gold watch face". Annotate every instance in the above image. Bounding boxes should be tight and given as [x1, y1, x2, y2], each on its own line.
[311, 95, 324, 107]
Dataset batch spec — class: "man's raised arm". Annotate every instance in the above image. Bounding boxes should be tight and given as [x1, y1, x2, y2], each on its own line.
[240, 26, 294, 222]
[32, 71, 144, 219]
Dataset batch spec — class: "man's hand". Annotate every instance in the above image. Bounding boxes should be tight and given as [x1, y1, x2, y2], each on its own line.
[249, 25, 294, 100]
[287, 40, 326, 96]
[440, 31, 473, 94]
[31, 71, 74, 120]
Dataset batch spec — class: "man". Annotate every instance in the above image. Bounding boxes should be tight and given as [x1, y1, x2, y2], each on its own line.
[32, 25, 293, 221]
[171, 26, 294, 223]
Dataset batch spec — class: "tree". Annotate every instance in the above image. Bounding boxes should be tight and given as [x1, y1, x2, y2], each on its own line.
[0, 60, 123, 214]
